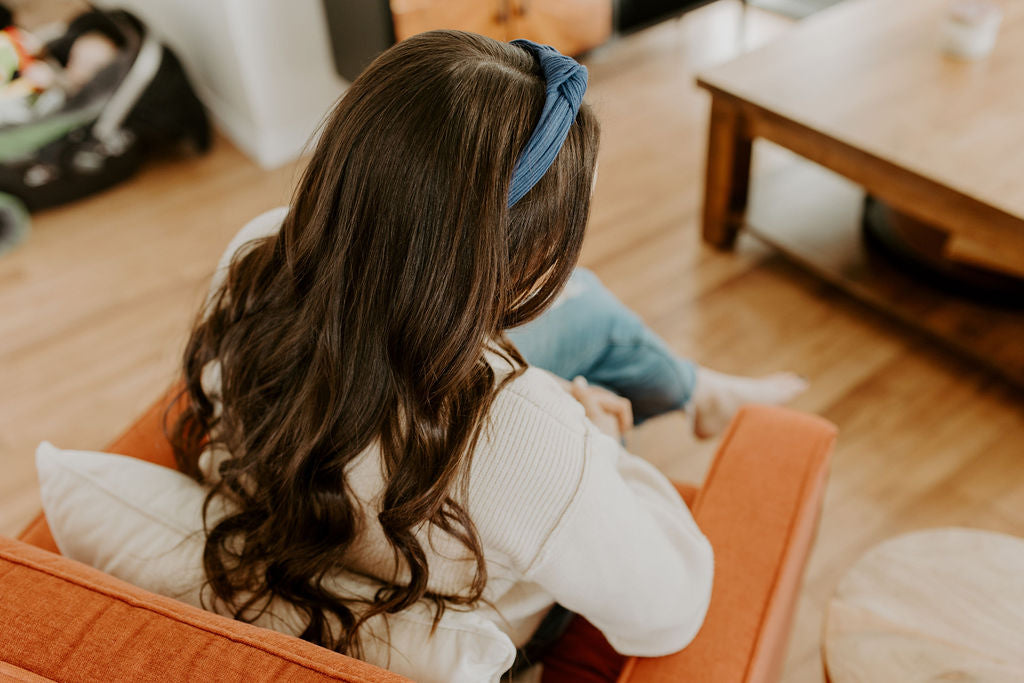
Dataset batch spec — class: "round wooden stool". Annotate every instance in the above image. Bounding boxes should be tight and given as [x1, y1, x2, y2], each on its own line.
[824, 527, 1024, 682]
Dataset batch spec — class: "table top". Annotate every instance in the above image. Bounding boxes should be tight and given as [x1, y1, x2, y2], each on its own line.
[824, 527, 1024, 682]
[697, 0, 1024, 222]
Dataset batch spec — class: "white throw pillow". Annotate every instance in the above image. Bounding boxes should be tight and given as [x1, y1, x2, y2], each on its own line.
[36, 442, 516, 683]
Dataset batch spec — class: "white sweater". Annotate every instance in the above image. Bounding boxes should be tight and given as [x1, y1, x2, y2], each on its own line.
[207, 209, 714, 660]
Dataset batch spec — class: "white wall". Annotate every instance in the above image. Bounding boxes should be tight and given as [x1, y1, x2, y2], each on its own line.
[98, 0, 349, 168]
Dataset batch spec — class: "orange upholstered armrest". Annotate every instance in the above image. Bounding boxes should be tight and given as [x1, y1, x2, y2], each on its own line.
[0, 536, 407, 683]
[618, 405, 836, 683]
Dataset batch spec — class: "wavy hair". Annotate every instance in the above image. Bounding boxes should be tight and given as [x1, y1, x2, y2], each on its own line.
[171, 30, 600, 654]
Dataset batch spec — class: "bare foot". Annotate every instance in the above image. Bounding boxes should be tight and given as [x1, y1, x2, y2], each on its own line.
[691, 367, 808, 439]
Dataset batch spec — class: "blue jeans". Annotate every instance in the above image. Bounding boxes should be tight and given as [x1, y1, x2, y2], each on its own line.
[506, 268, 697, 424]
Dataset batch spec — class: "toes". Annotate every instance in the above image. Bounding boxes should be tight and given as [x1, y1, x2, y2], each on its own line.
[689, 369, 809, 439]
[759, 372, 809, 403]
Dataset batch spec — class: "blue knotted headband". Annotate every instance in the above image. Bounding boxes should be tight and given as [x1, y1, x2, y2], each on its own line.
[507, 39, 589, 207]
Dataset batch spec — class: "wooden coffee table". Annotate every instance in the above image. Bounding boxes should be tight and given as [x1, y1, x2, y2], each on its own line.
[824, 528, 1024, 682]
[696, 0, 1024, 385]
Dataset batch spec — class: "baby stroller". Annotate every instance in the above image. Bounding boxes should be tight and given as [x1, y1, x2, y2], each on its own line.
[0, 6, 209, 213]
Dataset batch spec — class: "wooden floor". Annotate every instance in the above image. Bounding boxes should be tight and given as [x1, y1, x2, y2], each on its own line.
[2, 2, 1022, 681]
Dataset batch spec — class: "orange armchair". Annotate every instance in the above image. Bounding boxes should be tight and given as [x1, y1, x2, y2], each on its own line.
[2, 392, 835, 683]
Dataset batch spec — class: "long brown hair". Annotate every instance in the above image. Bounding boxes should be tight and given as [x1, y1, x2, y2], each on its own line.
[172, 30, 600, 654]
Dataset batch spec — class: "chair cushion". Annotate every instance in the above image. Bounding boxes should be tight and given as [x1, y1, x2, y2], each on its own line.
[35, 442, 517, 683]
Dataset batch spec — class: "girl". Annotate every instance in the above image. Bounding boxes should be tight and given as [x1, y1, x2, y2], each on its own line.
[173, 30, 804, 681]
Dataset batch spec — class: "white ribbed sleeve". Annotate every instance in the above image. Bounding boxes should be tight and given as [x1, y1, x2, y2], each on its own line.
[468, 368, 714, 657]
[526, 426, 714, 656]
[467, 371, 589, 572]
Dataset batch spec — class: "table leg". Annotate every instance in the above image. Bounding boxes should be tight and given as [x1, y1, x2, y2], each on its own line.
[702, 95, 752, 249]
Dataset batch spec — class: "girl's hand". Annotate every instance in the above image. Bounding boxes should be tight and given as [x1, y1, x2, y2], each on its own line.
[570, 376, 633, 439]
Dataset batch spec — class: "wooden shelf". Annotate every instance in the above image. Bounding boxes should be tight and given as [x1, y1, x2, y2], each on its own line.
[744, 158, 1024, 388]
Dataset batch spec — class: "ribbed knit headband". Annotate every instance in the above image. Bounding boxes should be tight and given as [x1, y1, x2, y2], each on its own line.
[507, 39, 589, 207]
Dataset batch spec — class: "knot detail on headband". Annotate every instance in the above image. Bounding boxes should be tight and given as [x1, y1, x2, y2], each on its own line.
[507, 39, 588, 207]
